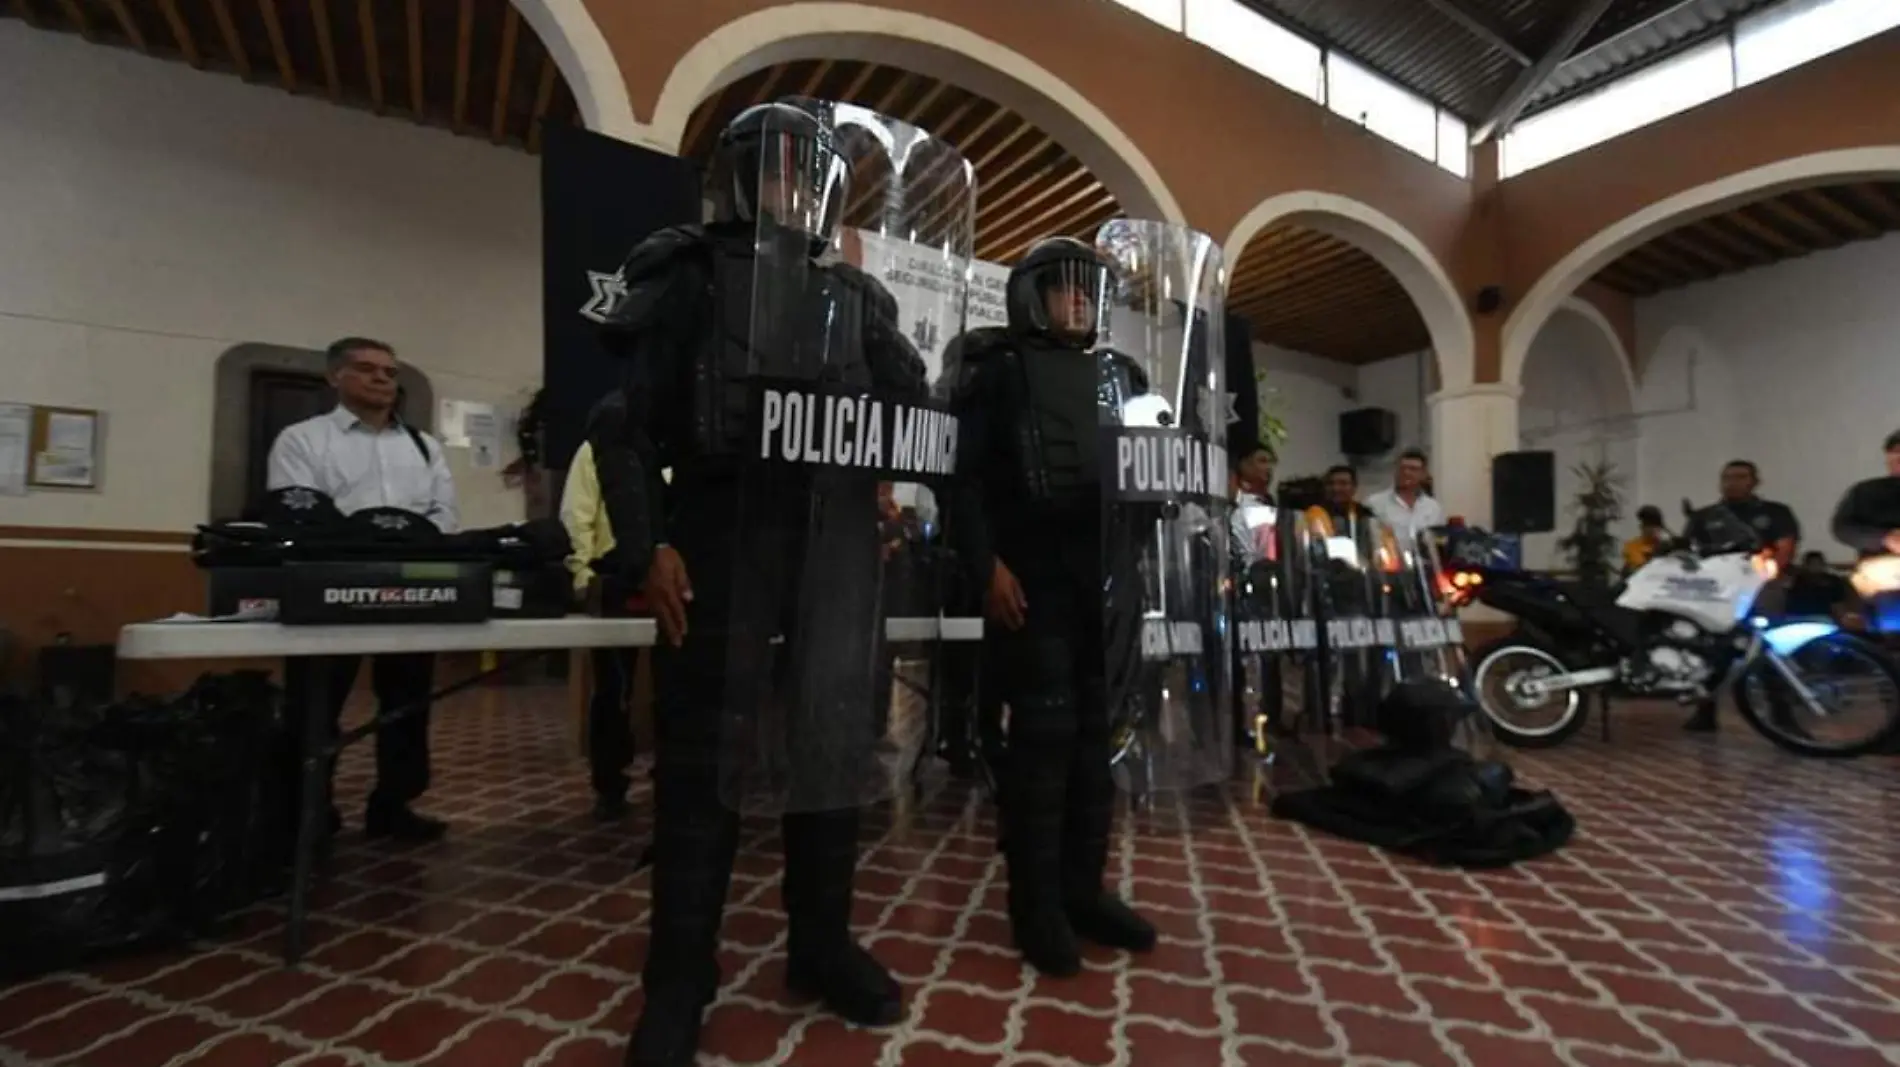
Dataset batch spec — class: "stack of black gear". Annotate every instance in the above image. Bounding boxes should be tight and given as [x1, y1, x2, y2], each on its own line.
[1271, 680, 1574, 868]
[0, 672, 288, 980]
[194, 487, 571, 623]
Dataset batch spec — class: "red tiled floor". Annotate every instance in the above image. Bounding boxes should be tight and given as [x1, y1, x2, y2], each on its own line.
[8, 690, 1900, 1066]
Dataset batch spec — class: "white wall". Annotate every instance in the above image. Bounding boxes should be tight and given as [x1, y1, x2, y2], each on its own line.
[0, 23, 540, 533]
[1633, 232, 1900, 557]
[1518, 309, 1638, 569]
[1248, 343, 1430, 493]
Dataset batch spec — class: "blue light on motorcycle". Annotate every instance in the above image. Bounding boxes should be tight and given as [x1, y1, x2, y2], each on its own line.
[1760, 619, 1838, 657]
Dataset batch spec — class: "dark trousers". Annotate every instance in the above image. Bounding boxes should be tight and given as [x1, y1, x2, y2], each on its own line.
[589, 588, 638, 800]
[986, 574, 1114, 915]
[641, 500, 868, 992]
[286, 653, 435, 814]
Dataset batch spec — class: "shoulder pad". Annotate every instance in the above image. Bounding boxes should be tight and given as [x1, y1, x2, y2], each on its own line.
[831, 262, 899, 316]
[945, 327, 1011, 366]
[618, 225, 706, 284]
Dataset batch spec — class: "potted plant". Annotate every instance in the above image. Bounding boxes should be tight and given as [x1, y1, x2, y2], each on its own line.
[1559, 460, 1625, 589]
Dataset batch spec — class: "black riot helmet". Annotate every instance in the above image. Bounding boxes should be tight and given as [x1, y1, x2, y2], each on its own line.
[1006, 236, 1114, 348]
[710, 101, 850, 256]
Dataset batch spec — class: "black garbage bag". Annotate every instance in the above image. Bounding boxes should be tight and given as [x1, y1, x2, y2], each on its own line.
[0, 671, 286, 979]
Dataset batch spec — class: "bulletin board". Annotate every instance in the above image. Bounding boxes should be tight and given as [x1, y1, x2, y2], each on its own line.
[25, 405, 101, 490]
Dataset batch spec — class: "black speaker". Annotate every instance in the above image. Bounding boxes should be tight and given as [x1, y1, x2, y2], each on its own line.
[1492, 450, 1556, 534]
[1339, 407, 1397, 457]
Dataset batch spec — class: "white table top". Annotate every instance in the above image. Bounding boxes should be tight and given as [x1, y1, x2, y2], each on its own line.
[117, 615, 985, 661]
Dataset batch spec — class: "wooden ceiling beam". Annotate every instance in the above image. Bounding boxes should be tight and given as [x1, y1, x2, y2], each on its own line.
[1680, 219, 1777, 269]
[797, 60, 835, 98]
[157, 0, 198, 66]
[747, 64, 795, 110]
[978, 164, 1094, 242]
[1232, 250, 1389, 303]
[452, 0, 474, 128]
[1650, 231, 1734, 276]
[1600, 253, 1674, 291]
[1619, 246, 1699, 289]
[103, 0, 146, 50]
[958, 108, 1026, 173]
[1229, 244, 1367, 298]
[1757, 197, 1840, 247]
[838, 62, 880, 103]
[526, 55, 558, 153]
[1239, 278, 1403, 323]
[311, 0, 342, 100]
[980, 173, 1106, 256]
[491, 5, 521, 142]
[208, 0, 251, 79]
[1724, 207, 1805, 256]
[406, 0, 424, 114]
[259, 0, 297, 92]
[357, 0, 384, 112]
[898, 79, 951, 128]
[679, 85, 728, 160]
[1844, 183, 1900, 227]
[870, 72, 913, 116]
[55, 0, 91, 39]
[1797, 187, 1881, 240]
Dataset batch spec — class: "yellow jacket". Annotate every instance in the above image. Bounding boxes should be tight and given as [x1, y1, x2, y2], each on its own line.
[1622, 535, 1660, 573]
[560, 441, 615, 595]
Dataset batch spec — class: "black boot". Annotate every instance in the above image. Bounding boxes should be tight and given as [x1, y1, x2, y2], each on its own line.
[1002, 694, 1083, 978]
[782, 810, 901, 1026]
[1062, 690, 1154, 955]
[624, 960, 721, 1067]
[626, 758, 740, 1066]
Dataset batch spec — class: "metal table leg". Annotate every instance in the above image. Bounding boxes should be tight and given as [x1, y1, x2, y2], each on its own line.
[283, 657, 331, 966]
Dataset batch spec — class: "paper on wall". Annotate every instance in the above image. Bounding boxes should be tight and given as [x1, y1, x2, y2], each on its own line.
[465, 408, 499, 470]
[0, 404, 29, 496]
[36, 411, 97, 487]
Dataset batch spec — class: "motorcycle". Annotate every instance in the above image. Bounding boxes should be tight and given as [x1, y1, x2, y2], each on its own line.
[1455, 503, 1900, 757]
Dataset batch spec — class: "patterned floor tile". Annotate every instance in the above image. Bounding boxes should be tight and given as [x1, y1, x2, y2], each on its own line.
[5, 688, 1900, 1066]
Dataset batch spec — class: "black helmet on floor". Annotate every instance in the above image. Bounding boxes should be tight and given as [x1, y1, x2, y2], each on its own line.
[711, 100, 849, 255]
[1006, 236, 1114, 348]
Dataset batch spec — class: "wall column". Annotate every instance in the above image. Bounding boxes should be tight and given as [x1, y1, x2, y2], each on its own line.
[1427, 382, 1521, 527]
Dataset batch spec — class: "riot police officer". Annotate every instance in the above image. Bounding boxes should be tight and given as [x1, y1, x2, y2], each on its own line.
[944, 236, 1158, 976]
[590, 100, 935, 1067]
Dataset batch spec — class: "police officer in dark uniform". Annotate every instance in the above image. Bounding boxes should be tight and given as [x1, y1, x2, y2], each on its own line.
[589, 101, 923, 1067]
[945, 237, 1157, 977]
[1684, 458, 1799, 731]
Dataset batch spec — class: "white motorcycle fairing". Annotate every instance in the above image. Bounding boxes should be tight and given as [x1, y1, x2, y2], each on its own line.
[1616, 551, 1769, 634]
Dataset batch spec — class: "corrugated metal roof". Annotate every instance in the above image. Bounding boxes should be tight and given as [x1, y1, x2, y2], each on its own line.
[1239, 0, 1781, 126]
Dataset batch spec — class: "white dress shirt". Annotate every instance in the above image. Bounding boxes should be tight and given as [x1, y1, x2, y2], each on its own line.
[1232, 490, 1276, 564]
[1365, 486, 1445, 540]
[267, 406, 459, 533]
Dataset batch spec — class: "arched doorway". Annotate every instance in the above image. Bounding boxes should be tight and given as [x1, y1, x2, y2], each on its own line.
[648, 3, 1182, 225]
[1502, 147, 1900, 392]
[1220, 191, 1472, 489]
[506, 0, 638, 141]
[1516, 298, 1638, 570]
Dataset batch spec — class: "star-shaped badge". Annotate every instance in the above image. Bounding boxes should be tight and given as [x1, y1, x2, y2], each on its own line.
[283, 488, 319, 511]
[1195, 388, 1243, 430]
[579, 270, 628, 324]
[372, 513, 411, 531]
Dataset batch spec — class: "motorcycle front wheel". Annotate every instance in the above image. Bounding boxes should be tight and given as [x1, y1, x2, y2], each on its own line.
[1467, 635, 1590, 748]
[1734, 630, 1900, 758]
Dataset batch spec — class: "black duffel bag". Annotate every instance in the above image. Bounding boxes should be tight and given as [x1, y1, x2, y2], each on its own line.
[0, 672, 286, 979]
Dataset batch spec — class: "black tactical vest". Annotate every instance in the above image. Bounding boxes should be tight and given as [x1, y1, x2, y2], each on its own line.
[1007, 338, 1103, 508]
[693, 226, 870, 459]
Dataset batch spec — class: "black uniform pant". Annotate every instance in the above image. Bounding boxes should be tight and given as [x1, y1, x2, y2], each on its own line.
[985, 575, 1114, 915]
[642, 508, 867, 992]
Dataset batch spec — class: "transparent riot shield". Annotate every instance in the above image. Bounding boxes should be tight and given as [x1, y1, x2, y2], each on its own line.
[1387, 527, 1462, 686]
[719, 98, 975, 815]
[1300, 506, 1383, 732]
[1095, 218, 1233, 793]
[1233, 501, 1323, 756]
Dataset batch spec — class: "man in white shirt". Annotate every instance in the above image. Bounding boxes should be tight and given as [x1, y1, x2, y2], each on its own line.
[267, 336, 457, 843]
[1229, 442, 1276, 564]
[1365, 448, 1446, 541]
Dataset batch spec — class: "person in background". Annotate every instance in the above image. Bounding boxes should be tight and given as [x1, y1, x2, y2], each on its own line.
[1784, 551, 1855, 620]
[1228, 443, 1276, 561]
[1831, 429, 1900, 559]
[1319, 465, 1366, 534]
[266, 336, 455, 842]
[1365, 448, 1446, 539]
[1684, 459, 1798, 732]
[565, 393, 639, 821]
[1622, 505, 1669, 575]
